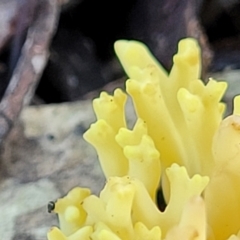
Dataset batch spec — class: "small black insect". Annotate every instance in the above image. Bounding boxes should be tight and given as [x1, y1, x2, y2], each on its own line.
[47, 201, 55, 213]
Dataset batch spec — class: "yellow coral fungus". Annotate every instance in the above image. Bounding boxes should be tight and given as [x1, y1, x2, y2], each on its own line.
[48, 38, 240, 240]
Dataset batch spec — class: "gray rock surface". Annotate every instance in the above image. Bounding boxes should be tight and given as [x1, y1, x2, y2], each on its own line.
[0, 100, 104, 239]
[210, 69, 240, 115]
[0, 93, 136, 240]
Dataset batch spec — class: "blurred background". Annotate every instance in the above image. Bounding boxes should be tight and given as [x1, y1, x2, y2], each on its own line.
[1, 0, 240, 104]
[33, 0, 240, 102]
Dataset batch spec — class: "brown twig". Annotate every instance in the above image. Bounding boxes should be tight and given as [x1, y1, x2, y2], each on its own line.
[0, 0, 60, 144]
